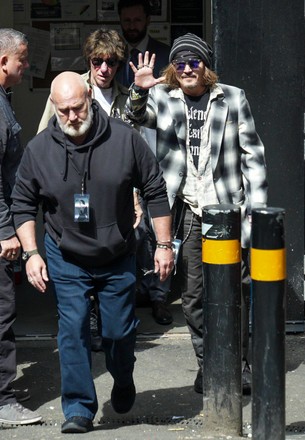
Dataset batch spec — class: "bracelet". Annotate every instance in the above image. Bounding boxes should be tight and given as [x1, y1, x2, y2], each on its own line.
[156, 243, 173, 250]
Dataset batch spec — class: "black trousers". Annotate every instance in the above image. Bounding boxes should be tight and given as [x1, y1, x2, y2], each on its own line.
[0, 258, 16, 406]
[135, 198, 170, 302]
[177, 204, 251, 367]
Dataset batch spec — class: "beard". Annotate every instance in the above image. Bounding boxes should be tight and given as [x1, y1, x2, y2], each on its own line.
[122, 27, 147, 45]
[183, 82, 199, 90]
[179, 75, 205, 92]
[56, 106, 93, 139]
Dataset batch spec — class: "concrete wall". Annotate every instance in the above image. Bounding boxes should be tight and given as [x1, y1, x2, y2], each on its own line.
[212, 0, 305, 323]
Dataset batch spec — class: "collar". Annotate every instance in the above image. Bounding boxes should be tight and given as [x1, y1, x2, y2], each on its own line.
[0, 84, 12, 97]
[209, 83, 225, 100]
[127, 34, 149, 55]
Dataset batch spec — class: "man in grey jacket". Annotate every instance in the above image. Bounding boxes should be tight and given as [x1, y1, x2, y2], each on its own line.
[126, 33, 268, 395]
[0, 28, 42, 425]
[38, 28, 130, 131]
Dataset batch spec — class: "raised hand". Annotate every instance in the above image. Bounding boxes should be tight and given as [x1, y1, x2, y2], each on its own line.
[129, 51, 165, 89]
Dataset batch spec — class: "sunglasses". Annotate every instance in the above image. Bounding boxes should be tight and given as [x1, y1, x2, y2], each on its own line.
[91, 57, 119, 68]
[172, 59, 201, 72]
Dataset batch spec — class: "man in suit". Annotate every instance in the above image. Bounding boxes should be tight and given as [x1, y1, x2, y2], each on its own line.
[116, 0, 173, 326]
[126, 33, 268, 394]
[116, 0, 170, 88]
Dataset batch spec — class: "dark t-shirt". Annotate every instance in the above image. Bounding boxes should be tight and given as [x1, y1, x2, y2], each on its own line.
[184, 91, 209, 169]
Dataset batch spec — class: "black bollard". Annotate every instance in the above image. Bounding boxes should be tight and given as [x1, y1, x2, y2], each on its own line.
[202, 204, 242, 435]
[251, 208, 286, 440]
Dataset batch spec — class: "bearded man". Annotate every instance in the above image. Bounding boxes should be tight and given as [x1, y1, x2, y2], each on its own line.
[11, 71, 173, 433]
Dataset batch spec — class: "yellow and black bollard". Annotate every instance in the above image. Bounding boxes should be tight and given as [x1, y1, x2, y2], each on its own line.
[202, 204, 242, 436]
[251, 207, 286, 440]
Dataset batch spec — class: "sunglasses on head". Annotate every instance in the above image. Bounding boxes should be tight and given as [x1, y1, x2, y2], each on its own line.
[91, 57, 119, 68]
[172, 59, 202, 72]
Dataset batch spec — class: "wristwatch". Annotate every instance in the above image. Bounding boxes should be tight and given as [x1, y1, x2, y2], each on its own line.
[22, 249, 39, 261]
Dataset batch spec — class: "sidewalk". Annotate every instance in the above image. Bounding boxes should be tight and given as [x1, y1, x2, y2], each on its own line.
[1, 283, 305, 439]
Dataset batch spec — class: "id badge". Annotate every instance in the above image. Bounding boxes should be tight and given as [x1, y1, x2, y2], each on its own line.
[74, 194, 90, 222]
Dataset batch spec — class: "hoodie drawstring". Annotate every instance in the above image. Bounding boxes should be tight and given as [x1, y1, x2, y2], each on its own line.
[61, 139, 69, 182]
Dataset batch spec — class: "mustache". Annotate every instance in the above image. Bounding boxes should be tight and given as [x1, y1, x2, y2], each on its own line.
[181, 73, 197, 78]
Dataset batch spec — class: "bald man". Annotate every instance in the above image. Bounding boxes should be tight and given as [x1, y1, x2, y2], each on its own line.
[11, 72, 173, 434]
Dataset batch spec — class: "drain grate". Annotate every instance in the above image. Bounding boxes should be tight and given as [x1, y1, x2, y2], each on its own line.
[98, 415, 204, 428]
[286, 424, 305, 434]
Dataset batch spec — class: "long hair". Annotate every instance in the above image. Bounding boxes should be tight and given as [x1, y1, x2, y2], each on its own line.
[83, 28, 128, 69]
[161, 63, 219, 90]
[0, 28, 28, 56]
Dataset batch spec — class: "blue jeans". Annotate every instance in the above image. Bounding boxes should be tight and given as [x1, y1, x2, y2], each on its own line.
[45, 233, 139, 420]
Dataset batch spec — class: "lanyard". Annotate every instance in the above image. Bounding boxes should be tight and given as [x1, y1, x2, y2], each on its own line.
[68, 146, 92, 195]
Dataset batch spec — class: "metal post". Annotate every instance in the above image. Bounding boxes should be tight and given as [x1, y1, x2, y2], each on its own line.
[251, 208, 286, 440]
[202, 204, 242, 436]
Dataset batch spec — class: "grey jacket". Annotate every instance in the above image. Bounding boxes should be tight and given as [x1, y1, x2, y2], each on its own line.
[0, 86, 23, 241]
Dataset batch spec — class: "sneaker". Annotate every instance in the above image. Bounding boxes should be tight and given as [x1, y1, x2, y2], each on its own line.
[111, 380, 136, 414]
[0, 402, 42, 425]
[61, 416, 93, 433]
[242, 358, 252, 395]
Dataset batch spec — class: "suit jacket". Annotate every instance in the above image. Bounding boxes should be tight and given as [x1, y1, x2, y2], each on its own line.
[126, 83, 268, 247]
[116, 35, 170, 88]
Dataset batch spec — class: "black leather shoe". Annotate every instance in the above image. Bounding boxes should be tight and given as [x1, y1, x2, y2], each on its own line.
[242, 358, 252, 395]
[194, 363, 252, 395]
[151, 301, 173, 325]
[111, 380, 136, 414]
[194, 369, 203, 394]
[90, 301, 103, 352]
[61, 416, 93, 433]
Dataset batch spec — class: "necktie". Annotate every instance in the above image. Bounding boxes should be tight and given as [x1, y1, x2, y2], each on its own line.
[128, 48, 140, 86]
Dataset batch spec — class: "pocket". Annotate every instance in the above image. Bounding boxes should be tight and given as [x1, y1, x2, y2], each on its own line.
[59, 222, 128, 262]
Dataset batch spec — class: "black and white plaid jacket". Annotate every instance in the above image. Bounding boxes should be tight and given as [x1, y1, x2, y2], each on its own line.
[126, 82, 268, 247]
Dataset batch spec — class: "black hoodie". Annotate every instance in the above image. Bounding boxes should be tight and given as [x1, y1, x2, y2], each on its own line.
[12, 101, 170, 267]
